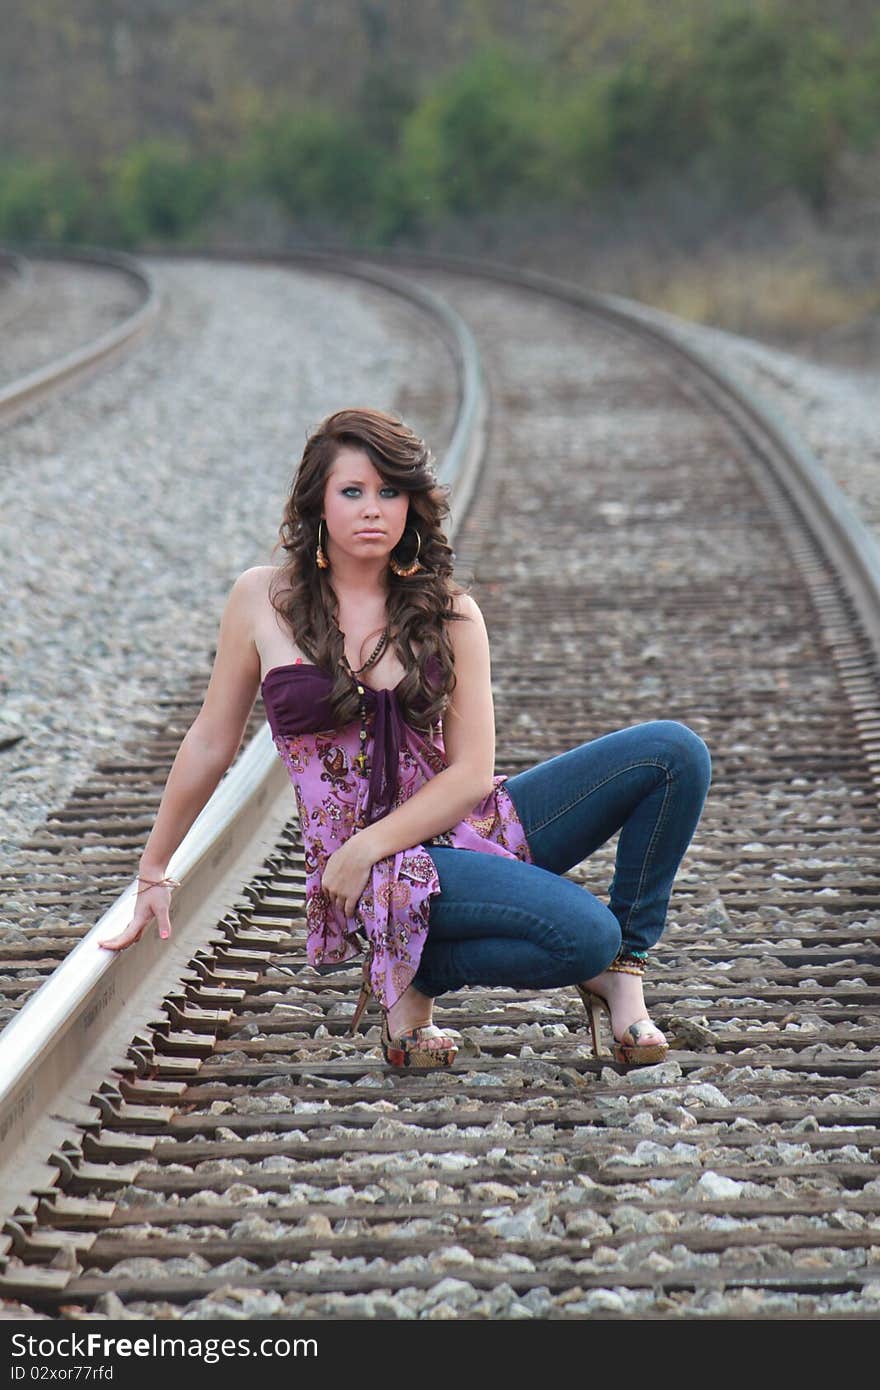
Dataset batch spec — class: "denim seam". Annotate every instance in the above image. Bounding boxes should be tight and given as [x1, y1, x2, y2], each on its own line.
[520, 758, 671, 841]
[619, 766, 673, 948]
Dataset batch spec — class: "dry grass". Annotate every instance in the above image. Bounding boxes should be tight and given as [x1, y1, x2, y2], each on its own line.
[421, 170, 880, 353]
[628, 249, 880, 343]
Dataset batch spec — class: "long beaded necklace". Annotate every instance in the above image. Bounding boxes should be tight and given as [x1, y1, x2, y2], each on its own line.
[340, 625, 390, 778]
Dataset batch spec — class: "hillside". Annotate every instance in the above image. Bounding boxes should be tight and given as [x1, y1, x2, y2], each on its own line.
[3, 1, 879, 164]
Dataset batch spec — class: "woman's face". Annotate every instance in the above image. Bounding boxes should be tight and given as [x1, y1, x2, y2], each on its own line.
[322, 446, 410, 567]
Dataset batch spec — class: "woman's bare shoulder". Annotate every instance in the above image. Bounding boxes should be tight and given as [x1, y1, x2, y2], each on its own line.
[450, 589, 483, 621]
[235, 564, 292, 605]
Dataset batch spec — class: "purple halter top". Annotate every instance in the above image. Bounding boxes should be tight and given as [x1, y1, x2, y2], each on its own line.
[261, 657, 533, 1010]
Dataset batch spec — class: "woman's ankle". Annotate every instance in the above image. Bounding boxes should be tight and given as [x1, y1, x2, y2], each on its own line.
[386, 984, 433, 1035]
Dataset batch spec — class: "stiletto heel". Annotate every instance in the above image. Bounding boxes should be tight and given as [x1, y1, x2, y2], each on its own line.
[349, 956, 373, 1036]
[576, 952, 669, 1068]
[575, 983, 609, 1058]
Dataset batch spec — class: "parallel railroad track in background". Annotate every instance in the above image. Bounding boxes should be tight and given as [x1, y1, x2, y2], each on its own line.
[0, 246, 158, 431]
[1, 250, 879, 1319]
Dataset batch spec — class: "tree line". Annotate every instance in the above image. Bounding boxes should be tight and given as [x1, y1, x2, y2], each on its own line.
[2, 8, 878, 247]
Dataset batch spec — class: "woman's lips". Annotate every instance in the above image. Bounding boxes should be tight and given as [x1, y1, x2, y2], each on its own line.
[355, 529, 386, 537]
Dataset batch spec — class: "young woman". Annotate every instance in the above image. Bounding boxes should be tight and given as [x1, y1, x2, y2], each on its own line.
[102, 407, 712, 1071]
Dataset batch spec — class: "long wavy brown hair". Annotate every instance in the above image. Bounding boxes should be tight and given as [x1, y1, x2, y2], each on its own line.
[269, 407, 469, 730]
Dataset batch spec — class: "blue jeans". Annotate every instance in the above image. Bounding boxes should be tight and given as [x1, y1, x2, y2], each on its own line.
[411, 720, 712, 997]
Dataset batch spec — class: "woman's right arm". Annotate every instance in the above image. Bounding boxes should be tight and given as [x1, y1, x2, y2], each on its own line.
[101, 568, 264, 950]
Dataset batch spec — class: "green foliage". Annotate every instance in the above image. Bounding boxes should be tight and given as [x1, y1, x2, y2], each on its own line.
[400, 43, 558, 220]
[108, 141, 225, 244]
[596, 57, 706, 188]
[561, 4, 873, 212]
[0, 160, 91, 241]
[365, 160, 429, 244]
[693, 7, 853, 208]
[248, 109, 382, 231]
[832, 15, 880, 150]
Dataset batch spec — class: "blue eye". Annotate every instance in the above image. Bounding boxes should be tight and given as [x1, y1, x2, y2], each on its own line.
[341, 485, 400, 497]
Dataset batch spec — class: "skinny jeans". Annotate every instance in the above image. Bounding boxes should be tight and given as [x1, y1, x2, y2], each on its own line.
[411, 720, 712, 998]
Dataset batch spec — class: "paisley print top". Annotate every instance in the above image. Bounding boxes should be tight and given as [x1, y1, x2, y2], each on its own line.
[260, 656, 533, 1010]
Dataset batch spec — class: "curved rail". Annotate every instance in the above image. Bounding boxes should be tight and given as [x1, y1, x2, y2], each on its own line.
[0, 254, 487, 1239]
[0, 245, 159, 430]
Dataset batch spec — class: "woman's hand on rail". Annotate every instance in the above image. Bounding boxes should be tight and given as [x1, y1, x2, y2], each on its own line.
[321, 835, 377, 919]
[100, 883, 173, 951]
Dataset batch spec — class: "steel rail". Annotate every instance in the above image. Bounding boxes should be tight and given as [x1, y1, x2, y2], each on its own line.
[0, 245, 159, 429]
[0, 253, 486, 1242]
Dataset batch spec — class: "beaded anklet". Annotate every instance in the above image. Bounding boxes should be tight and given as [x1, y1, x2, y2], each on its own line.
[606, 948, 649, 976]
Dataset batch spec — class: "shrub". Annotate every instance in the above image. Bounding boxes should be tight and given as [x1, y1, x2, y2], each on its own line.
[400, 43, 555, 220]
[108, 140, 224, 243]
[0, 160, 91, 242]
[248, 109, 381, 230]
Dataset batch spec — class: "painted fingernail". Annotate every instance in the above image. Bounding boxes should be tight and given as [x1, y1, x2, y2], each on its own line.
[160, 930, 169, 940]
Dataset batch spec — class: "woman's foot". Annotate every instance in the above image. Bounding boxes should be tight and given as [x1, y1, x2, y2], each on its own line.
[349, 967, 456, 1049]
[382, 985, 459, 1069]
[578, 961, 668, 1064]
[345, 982, 456, 1069]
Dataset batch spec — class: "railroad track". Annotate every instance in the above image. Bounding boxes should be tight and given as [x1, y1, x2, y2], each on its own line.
[1, 251, 880, 1319]
[0, 246, 158, 431]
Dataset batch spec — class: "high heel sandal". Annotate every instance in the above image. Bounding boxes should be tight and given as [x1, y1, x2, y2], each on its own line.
[379, 1015, 459, 1069]
[349, 955, 459, 1070]
[576, 951, 669, 1067]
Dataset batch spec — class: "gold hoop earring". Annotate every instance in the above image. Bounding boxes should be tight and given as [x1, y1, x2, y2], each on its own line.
[315, 518, 329, 570]
[389, 526, 422, 578]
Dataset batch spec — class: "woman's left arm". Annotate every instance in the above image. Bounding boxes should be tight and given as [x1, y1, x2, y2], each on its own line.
[320, 593, 498, 915]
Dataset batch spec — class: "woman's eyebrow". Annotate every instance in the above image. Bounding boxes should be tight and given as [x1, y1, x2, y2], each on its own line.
[338, 477, 391, 487]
